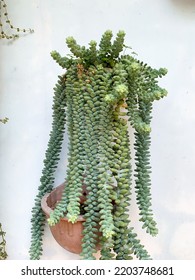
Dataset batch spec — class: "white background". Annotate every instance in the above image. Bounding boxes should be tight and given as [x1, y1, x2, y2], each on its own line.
[0, 0, 195, 260]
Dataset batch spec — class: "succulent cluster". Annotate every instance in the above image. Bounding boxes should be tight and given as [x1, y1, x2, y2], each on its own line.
[30, 30, 167, 260]
[0, 0, 34, 40]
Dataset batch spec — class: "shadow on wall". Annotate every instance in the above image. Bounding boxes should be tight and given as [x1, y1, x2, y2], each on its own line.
[171, 0, 195, 9]
[170, 0, 195, 18]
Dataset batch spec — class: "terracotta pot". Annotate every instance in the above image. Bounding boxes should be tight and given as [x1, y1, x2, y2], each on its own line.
[41, 183, 87, 254]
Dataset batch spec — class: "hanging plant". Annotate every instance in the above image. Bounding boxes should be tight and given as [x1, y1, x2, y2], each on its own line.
[30, 30, 167, 260]
[0, 0, 34, 40]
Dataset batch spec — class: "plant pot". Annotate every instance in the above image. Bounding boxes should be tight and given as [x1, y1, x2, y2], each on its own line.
[41, 183, 87, 254]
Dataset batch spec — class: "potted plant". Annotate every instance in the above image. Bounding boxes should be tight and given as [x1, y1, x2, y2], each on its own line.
[30, 30, 167, 260]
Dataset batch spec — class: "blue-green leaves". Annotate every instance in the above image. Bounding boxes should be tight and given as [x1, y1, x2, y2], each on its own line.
[111, 30, 126, 58]
[30, 75, 66, 259]
[30, 30, 167, 260]
[51, 30, 128, 69]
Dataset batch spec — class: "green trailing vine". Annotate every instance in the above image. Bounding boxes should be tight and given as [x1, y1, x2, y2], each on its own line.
[30, 30, 167, 260]
[0, 118, 8, 259]
[0, 117, 8, 124]
[0, 0, 34, 40]
[29, 75, 66, 259]
[0, 223, 7, 260]
[0, 1, 33, 260]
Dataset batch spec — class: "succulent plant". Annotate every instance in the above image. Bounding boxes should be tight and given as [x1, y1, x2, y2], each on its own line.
[0, 0, 34, 40]
[0, 118, 8, 260]
[0, 1, 33, 260]
[0, 222, 7, 260]
[30, 30, 167, 260]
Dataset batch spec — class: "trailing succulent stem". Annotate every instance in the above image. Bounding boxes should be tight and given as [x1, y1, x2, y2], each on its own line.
[30, 30, 167, 260]
[128, 228, 152, 260]
[124, 59, 167, 236]
[29, 75, 66, 259]
[134, 102, 158, 236]
[112, 117, 133, 260]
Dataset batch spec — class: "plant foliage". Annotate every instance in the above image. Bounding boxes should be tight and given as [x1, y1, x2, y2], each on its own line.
[30, 30, 167, 260]
[0, 0, 34, 40]
[0, 120, 8, 260]
[0, 223, 7, 260]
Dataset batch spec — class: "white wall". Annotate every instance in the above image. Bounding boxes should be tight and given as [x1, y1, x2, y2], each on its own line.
[0, 0, 195, 260]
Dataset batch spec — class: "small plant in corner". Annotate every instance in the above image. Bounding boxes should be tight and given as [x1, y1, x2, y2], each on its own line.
[0, 0, 34, 40]
[0, 117, 8, 260]
[0, 1, 33, 259]
[0, 223, 7, 260]
[30, 30, 167, 260]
